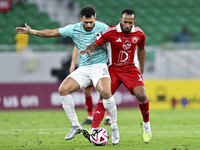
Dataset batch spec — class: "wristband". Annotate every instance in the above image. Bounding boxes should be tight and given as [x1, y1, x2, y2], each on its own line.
[30, 29, 37, 35]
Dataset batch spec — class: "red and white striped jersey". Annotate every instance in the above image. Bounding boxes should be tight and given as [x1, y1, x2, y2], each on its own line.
[95, 23, 145, 68]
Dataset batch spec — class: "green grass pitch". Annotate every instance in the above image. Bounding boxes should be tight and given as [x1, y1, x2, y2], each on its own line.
[0, 109, 200, 150]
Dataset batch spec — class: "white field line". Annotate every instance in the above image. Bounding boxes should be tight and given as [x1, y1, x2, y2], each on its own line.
[1, 124, 200, 132]
[162, 125, 200, 127]
[0, 125, 200, 134]
[0, 131, 200, 134]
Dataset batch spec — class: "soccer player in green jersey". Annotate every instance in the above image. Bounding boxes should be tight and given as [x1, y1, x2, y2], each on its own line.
[15, 6, 119, 144]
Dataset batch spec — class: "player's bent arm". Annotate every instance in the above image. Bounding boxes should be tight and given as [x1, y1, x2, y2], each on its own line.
[70, 46, 78, 73]
[137, 46, 146, 74]
[87, 42, 99, 52]
[80, 42, 99, 57]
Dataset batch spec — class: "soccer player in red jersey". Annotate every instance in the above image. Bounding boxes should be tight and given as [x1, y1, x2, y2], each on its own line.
[81, 9, 152, 143]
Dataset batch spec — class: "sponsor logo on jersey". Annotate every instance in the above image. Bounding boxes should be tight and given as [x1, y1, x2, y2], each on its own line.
[116, 38, 122, 42]
[118, 50, 129, 62]
[77, 35, 84, 38]
[132, 37, 138, 44]
[123, 40, 131, 50]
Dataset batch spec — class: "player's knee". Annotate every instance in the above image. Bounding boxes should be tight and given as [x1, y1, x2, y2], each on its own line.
[58, 85, 70, 96]
[136, 93, 147, 102]
[84, 88, 92, 95]
[100, 89, 111, 99]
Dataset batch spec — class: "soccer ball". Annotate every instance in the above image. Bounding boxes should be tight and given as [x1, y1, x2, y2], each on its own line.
[90, 127, 109, 146]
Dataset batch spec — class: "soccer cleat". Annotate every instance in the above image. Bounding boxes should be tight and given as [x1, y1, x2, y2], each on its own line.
[111, 125, 120, 145]
[82, 129, 92, 143]
[81, 118, 93, 125]
[65, 126, 82, 140]
[143, 130, 152, 143]
[104, 118, 111, 125]
[142, 122, 152, 143]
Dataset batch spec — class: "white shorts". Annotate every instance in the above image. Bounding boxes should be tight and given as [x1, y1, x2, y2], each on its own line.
[68, 63, 110, 90]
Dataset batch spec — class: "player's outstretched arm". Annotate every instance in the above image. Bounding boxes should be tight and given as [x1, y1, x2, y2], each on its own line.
[80, 42, 99, 57]
[15, 23, 62, 37]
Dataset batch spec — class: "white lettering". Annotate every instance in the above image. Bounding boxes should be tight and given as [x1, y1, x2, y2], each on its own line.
[50, 92, 61, 106]
[118, 51, 129, 62]
[114, 91, 136, 105]
[3, 96, 19, 108]
[114, 91, 123, 105]
[71, 92, 85, 105]
[123, 93, 136, 102]
[20, 95, 39, 108]
[91, 92, 100, 105]
[0, 1, 10, 7]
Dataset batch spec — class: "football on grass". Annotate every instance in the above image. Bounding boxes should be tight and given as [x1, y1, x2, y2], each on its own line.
[90, 127, 109, 146]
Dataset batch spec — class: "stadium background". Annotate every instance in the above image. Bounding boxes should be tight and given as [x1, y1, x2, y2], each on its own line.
[0, 0, 200, 110]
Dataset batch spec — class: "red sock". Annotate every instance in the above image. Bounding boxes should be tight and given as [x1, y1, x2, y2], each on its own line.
[92, 99, 105, 128]
[138, 99, 149, 122]
[105, 110, 109, 117]
[85, 95, 93, 117]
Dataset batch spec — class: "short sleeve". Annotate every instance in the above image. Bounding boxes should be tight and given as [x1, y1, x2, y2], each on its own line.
[95, 28, 110, 46]
[137, 32, 145, 47]
[58, 25, 74, 38]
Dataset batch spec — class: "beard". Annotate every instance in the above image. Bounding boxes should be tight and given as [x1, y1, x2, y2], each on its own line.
[85, 27, 93, 31]
[120, 23, 131, 33]
[83, 24, 95, 32]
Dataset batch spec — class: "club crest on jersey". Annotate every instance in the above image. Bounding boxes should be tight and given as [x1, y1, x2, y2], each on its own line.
[96, 32, 102, 40]
[132, 37, 138, 44]
[122, 40, 131, 50]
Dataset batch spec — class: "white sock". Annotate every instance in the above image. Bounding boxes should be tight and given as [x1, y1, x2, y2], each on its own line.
[105, 115, 110, 119]
[87, 116, 93, 120]
[143, 121, 151, 134]
[103, 96, 117, 128]
[60, 94, 81, 127]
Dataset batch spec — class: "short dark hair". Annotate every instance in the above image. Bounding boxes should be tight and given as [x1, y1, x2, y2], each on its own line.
[121, 9, 135, 17]
[80, 6, 95, 18]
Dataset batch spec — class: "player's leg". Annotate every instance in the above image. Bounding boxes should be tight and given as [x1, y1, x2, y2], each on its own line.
[92, 98, 105, 128]
[91, 64, 120, 144]
[104, 68, 118, 126]
[96, 77, 120, 145]
[86, 78, 119, 145]
[82, 97, 111, 141]
[82, 85, 93, 125]
[59, 76, 82, 140]
[133, 86, 152, 143]
[119, 67, 152, 143]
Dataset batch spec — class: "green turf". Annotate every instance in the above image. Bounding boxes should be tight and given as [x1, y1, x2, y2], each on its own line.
[0, 109, 200, 150]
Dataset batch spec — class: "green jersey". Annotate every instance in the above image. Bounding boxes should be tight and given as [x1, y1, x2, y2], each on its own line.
[59, 21, 108, 66]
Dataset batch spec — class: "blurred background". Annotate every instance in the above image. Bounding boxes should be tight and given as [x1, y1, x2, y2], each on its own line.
[0, 0, 200, 110]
